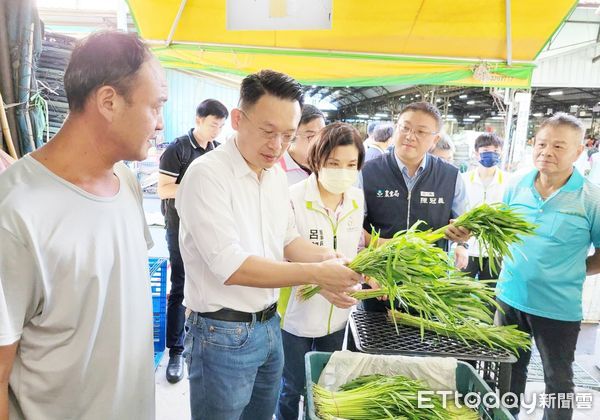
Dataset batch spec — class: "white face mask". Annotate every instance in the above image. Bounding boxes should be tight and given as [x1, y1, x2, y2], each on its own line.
[318, 168, 358, 194]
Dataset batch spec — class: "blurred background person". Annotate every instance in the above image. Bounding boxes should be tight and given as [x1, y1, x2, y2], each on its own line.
[462, 132, 506, 284]
[279, 104, 325, 186]
[362, 121, 379, 149]
[365, 122, 394, 161]
[158, 99, 228, 383]
[430, 132, 455, 165]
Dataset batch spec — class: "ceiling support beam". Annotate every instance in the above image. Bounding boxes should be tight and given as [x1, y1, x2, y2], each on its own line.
[146, 39, 532, 65]
[166, 0, 188, 46]
[506, 0, 512, 66]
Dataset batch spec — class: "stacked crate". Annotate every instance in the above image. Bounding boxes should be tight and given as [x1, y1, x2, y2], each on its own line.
[149, 257, 168, 368]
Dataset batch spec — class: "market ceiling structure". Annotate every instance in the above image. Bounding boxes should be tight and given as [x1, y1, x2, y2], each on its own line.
[305, 85, 600, 123]
[126, 0, 577, 89]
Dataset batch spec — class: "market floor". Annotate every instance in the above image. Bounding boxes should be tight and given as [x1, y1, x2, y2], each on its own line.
[144, 197, 600, 419]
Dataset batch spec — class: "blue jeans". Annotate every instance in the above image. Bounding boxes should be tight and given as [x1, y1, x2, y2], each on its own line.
[166, 224, 185, 356]
[276, 328, 346, 420]
[184, 311, 284, 420]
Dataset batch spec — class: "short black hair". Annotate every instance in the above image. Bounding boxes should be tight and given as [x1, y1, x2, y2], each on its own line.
[196, 99, 229, 119]
[474, 133, 504, 151]
[373, 123, 394, 143]
[300, 104, 324, 126]
[398, 102, 443, 131]
[307, 122, 365, 173]
[64, 31, 151, 112]
[239, 69, 304, 110]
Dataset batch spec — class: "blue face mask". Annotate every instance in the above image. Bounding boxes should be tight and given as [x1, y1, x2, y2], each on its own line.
[479, 151, 500, 168]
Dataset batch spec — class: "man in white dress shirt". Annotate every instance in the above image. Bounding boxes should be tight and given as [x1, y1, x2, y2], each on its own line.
[177, 69, 361, 420]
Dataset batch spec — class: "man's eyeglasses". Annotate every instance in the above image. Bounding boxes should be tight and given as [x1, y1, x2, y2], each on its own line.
[397, 123, 438, 140]
[239, 109, 296, 145]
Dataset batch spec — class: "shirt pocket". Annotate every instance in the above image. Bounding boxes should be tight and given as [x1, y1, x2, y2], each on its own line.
[550, 212, 590, 244]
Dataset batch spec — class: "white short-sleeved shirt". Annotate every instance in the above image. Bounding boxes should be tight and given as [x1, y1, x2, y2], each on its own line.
[588, 152, 600, 185]
[176, 138, 299, 313]
[282, 174, 364, 337]
[0, 156, 155, 420]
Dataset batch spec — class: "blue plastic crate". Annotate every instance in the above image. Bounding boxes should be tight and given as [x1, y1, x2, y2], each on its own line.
[149, 257, 168, 368]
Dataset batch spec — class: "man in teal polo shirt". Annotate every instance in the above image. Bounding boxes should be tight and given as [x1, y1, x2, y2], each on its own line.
[496, 113, 600, 420]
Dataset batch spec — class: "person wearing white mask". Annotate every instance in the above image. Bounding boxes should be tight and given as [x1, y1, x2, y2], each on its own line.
[276, 122, 366, 420]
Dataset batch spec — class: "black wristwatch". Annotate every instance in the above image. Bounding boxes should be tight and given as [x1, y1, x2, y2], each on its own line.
[457, 242, 469, 249]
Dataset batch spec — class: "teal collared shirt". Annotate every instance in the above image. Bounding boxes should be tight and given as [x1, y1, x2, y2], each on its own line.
[497, 168, 600, 321]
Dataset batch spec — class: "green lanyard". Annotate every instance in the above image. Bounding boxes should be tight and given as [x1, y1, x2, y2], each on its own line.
[306, 199, 359, 251]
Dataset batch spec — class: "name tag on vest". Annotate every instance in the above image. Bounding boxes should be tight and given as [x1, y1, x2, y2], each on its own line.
[420, 191, 435, 197]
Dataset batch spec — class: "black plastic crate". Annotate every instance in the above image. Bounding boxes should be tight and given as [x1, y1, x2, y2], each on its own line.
[349, 310, 516, 392]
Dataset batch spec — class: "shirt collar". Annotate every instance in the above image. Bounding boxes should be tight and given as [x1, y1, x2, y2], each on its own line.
[188, 128, 216, 151]
[284, 150, 311, 174]
[564, 167, 585, 191]
[524, 167, 584, 193]
[394, 150, 427, 177]
[304, 173, 323, 204]
[470, 167, 504, 186]
[225, 136, 256, 179]
[188, 129, 200, 149]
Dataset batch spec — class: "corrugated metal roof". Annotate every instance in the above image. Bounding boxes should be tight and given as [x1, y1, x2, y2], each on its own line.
[161, 69, 239, 144]
[532, 42, 600, 88]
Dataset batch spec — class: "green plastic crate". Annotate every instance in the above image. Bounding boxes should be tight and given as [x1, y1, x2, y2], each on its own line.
[305, 351, 513, 420]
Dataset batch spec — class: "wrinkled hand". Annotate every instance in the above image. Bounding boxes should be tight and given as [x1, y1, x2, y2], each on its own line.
[319, 285, 360, 309]
[315, 258, 362, 293]
[445, 219, 471, 243]
[454, 245, 469, 270]
[364, 276, 388, 301]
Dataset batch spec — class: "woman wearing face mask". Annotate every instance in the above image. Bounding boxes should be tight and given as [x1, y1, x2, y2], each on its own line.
[276, 122, 365, 420]
[461, 132, 506, 285]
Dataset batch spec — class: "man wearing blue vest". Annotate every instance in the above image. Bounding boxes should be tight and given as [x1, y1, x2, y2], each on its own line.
[361, 101, 470, 312]
[496, 113, 600, 420]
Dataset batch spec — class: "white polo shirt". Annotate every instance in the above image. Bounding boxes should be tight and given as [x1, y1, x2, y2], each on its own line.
[588, 152, 600, 185]
[282, 174, 364, 337]
[176, 138, 300, 313]
[462, 168, 507, 257]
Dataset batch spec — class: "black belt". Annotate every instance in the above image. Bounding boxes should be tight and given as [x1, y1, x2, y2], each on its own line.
[198, 302, 278, 323]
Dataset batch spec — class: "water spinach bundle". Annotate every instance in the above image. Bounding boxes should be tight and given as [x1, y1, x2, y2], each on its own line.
[313, 374, 479, 420]
[298, 203, 536, 353]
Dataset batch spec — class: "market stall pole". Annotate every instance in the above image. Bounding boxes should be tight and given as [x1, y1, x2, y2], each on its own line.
[0, 90, 18, 159]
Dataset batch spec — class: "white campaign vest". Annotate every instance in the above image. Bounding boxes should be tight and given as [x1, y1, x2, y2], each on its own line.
[463, 168, 507, 257]
[283, 174, 364, 337]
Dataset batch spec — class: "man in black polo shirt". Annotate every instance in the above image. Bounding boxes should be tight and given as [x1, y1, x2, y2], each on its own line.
[361, 102, 470, 312]
[158, 99, 228, 383]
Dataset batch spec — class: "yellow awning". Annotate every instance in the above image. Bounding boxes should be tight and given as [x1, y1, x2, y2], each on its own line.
[126, 0, 577, 88]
